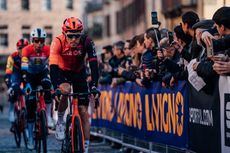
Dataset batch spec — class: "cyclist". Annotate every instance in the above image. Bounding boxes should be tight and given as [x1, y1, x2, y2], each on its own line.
[5, 38, 29, 123]
[49, 17, 99, 153]
[21, 28, 52, 149]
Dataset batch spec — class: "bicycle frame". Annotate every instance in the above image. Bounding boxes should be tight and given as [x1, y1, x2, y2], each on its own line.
[61, 90, 100, 153]
[37, 92, 46, 114]
[29, 87, 49, 153]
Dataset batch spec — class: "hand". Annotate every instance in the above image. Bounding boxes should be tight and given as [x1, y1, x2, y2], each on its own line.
[213, 61, 230, 75]
[24, 83, 32, 95]
[172, 40, 183, 53]
[59, 83, 71, 94]
[144, 69, 151, 79]
[170, 76, 177, 87]
[22, 73, 27, 83]
[201, 31, 215, 47]
[157, 50, 164, 60]
[195, 29, 203, 45]
[162, 82, 168, 88]
[54, 88, 62, 102]
[211, 54, 229, 62]
[118, 67, 125, 76]
[7, 87, 14, 96]
[135, 78, 144, 87]
[192, 62, 199, 71]
[111, 78, 118, 88]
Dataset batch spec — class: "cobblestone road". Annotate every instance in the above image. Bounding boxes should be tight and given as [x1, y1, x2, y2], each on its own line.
[0, 105, 121, 153]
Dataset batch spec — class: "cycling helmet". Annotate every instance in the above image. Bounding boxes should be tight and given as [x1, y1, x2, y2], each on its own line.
[16, 38, 29, 49]
[30, 28, 47, 39]
[62, 17, 83, 33]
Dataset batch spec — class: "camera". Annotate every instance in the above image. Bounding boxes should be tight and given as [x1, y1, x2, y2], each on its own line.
[168, 31, 174, 44]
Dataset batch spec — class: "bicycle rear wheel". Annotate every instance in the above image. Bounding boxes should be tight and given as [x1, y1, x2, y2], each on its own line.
[72, 117, 84, 153]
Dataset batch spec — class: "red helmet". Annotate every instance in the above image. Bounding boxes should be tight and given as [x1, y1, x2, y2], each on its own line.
[62, 17, 83, 33]
[16, 38, 29, 49]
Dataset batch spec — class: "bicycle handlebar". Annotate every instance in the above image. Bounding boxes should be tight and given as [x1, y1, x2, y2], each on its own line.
[60, 90, 101, 97]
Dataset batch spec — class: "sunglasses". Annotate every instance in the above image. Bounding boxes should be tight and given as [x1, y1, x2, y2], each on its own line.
[33, 39, 45, 44]
[66, 34, 81, 39]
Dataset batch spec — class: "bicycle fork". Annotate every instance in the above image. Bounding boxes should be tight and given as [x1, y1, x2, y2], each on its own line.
[71, 98, 85, 153]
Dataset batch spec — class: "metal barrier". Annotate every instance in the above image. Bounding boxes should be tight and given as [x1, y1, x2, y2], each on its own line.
[90, 127, 193, 153]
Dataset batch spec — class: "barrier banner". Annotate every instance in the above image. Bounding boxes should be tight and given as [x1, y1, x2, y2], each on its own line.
[92, 81, 188, 148]
[219, 76, 230, 153]
[188, 80, 221, 153]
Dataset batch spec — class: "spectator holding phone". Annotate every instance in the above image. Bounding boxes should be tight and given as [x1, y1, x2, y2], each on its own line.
[211, 7, 230, 75]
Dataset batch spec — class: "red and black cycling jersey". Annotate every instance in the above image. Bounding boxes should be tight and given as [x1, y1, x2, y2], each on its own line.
[50, 34, 97, 72]
[49, 34, 99, 89]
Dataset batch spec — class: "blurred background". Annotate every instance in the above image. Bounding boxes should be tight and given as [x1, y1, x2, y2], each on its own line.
[0, 0, 229, 82]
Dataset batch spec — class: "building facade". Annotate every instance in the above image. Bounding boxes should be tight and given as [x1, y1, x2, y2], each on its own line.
[0, 0, 85, 80]
[86, 0, 161, 53]
[0, 0, 85, 55]
[86, 0, 229, 52]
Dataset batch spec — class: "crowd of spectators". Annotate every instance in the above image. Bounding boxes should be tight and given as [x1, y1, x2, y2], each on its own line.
[95, 6, 230, 95]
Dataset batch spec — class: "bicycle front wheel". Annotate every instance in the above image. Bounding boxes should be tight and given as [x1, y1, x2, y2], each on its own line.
[13, 111, 21, 148]
[36, 110, 48, 153]
[21, 108, 28, 148]
[72, 117, 84, 153]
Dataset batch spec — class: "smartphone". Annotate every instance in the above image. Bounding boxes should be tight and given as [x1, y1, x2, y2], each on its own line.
[207, 39, 214, 57]
[151, 11, 158, 25]
[168, 31, 174, 44]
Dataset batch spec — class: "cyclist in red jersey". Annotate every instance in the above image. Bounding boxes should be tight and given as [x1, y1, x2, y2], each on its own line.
[21, 28, 52, 149]
[49, 17, 99, 153]
[5, 38, 29, 123]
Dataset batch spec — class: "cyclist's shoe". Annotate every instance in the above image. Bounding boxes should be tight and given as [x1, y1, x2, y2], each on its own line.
[9, 110, 15, 122]
[47, 115, 54, 129]
[55, 122, 65, 140]
[27, 136, 34, 150]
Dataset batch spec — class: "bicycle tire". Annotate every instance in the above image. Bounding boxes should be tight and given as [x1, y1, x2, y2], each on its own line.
[13, 111, 21, 148]
[61, 114, 72, 153]
[72, 116, 84, 153]
[21, 108, 28, 148]
[40, 110, 48, 153]
[13, 124, 21, 147]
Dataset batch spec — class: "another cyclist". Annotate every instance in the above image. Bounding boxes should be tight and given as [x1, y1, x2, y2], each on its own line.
[5, 38, 29, 123]
[49, 17, 99, 153]
[21, 28, 52, 149]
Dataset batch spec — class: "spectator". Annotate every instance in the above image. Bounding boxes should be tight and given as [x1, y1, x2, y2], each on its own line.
[109, 41, 127, 87]
[211, 7, 230, 75]
[98, 45, 113, 85]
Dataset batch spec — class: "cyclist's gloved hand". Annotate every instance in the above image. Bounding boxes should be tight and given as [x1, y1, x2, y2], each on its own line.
[53, 88, 62, 103]
[24, 83, 32, 95]
[54, 88, 62, 96]
[90, 86, 100, 97]
[7, 87, 14, 96]
[22, 71, 27, 83]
